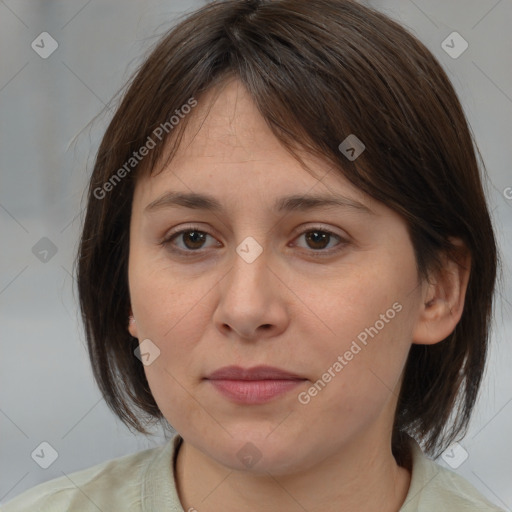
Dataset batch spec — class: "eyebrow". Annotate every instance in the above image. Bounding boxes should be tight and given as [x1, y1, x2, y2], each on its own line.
[144, 191, 375, 215]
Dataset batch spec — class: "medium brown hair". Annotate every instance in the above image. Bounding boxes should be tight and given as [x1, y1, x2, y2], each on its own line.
[77, 0, 498, 459]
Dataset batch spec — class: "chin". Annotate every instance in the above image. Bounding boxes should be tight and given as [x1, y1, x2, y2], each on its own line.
[211, 432, 310, 475]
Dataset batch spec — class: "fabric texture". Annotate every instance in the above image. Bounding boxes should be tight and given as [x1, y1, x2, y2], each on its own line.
[2, 433, 505, 511]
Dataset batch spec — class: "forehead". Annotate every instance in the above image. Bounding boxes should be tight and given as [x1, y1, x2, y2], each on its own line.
[170, 79, 302, 169]
[133, 78, 378, 216]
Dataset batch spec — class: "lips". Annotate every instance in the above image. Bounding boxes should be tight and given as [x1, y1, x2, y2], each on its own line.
[205, 365, 306, 404]
[206, 365, 304, 381]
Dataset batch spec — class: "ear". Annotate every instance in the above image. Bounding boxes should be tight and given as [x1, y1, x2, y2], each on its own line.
[128, 309, 139, 338]
[413, 239, 471, 345]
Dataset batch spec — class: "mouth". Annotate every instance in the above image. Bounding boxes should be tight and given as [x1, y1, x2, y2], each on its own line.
[205, 365, 307, 404]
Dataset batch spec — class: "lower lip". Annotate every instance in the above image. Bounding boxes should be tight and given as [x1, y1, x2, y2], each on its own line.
[207, 379, 305, 404]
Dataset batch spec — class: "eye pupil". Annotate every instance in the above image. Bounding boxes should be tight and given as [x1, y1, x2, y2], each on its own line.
[183, 231, 206, 249]
[306, 231, 329, 250]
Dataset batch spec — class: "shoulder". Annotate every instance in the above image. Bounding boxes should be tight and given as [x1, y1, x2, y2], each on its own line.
[401, 438, 505, 511]
[1, 443, 166, 512]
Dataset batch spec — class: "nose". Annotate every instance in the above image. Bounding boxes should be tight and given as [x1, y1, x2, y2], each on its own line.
[212, 245, 289, 341]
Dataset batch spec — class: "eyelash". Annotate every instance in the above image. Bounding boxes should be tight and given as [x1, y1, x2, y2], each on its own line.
[160, 224, 348, 258]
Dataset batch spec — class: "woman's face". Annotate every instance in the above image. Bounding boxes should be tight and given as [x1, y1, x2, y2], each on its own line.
[128, 78, 426, 475]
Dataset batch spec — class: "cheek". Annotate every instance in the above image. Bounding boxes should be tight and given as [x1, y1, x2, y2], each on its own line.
[298, 261, 416, 415]
[296, 307, 411, 437]
[128, 245, 213, 341]
[129, 265, 213, 430]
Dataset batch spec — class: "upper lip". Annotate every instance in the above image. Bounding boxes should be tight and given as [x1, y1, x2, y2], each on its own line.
[206, 365, 305, 381]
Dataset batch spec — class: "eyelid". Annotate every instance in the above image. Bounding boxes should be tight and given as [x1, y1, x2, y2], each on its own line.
[160, 224, 219, 248]
[290, 222, 346, 239]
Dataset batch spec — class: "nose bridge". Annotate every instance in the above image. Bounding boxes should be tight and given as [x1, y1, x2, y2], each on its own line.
[228, 238, 270, 298]
[214, 238, 276, 331]
[212, 226, 291, 340]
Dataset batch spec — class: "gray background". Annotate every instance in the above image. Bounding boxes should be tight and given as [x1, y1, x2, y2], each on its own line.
[1, 0, 511, 509]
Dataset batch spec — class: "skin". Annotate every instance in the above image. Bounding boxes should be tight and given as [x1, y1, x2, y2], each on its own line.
[128, 78, 470, 512]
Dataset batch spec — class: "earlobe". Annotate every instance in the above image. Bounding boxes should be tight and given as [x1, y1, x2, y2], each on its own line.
[413, 240, 471, 345]
[128, 312, 138, 338]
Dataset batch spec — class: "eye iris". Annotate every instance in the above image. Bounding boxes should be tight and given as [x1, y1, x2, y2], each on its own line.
[183, 231, 206, 249]
[306, 231, 329, 250]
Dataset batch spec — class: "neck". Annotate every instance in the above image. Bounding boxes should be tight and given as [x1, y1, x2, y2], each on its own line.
[174, 431, 411, 512]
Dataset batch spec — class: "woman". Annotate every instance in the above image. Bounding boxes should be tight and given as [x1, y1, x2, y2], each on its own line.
[4, 0, 503, 510]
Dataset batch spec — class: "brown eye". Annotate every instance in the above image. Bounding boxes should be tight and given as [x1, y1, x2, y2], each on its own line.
[291, 227, 349, 259]
[180, 230, 208, 250]
[304, 230, 332, 250]
[162, 227, 220, 253]
[295, 228, 343, 252]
